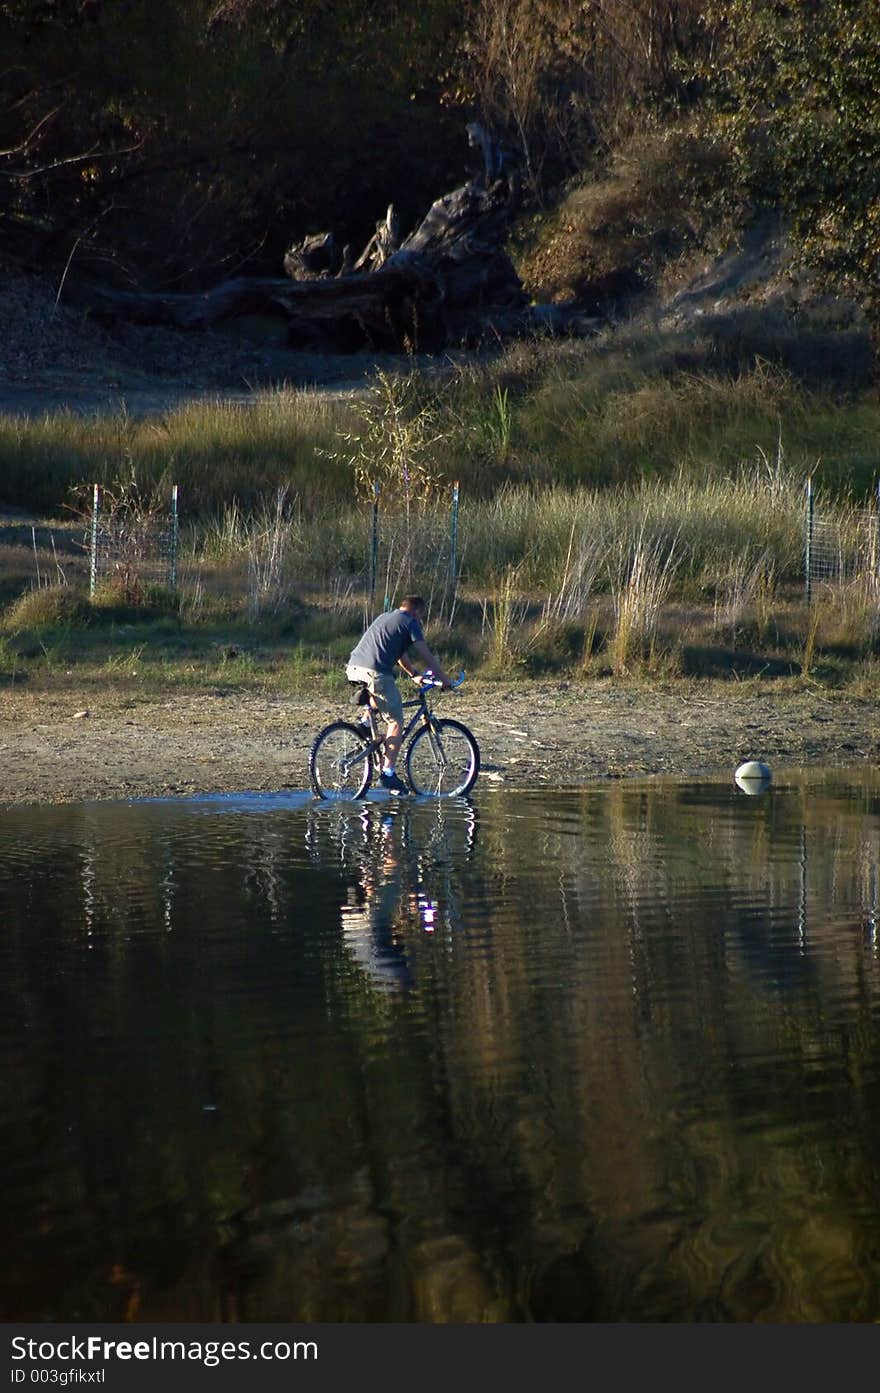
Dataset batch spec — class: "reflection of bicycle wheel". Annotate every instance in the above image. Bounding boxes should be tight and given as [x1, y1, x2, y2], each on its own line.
[305, 803, 372, 870]
[309, 722, 372, 799]
[414, 800, 479, 865]
[405, 720, 480, 797]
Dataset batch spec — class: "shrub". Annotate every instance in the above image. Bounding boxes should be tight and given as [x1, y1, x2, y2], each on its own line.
[1, 585, 92, 633]
[90, 578, 180, 623]
[515, 128, 734, 305]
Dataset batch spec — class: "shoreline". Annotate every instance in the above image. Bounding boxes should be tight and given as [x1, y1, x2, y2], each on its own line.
[1, 679, 877, 807]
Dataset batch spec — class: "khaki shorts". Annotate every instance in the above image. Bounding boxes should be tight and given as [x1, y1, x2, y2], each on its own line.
[346, 664, 403, 726]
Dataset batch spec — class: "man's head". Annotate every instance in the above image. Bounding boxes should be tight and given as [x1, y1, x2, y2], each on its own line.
[400, 595, 426, 618]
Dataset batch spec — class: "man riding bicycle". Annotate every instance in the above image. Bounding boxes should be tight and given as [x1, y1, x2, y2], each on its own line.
[346, 596, 453, 795]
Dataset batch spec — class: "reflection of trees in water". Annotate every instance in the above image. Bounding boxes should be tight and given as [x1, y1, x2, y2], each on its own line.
[294, 780, 880, 1320]
[435, 781, 880, 1320]
[3, 780, 880, 1320]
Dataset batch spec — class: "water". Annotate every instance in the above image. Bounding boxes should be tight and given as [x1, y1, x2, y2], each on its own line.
[2, 772, 880, 1323]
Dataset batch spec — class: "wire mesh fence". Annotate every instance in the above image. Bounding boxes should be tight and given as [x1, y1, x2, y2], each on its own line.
[805, 479, 880, 602]
[87, 483, 179, 597]
[88, 481, 465, 625]
[361, 482, 462, 625]
[67, 476, 880, 617]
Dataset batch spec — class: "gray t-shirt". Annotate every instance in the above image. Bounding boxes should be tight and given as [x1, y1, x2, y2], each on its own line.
[348, 609, 425, 675]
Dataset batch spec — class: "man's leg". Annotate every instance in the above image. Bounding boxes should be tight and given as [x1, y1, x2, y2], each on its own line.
[383, 720, 402, 772]
[368, 674, 408, 794]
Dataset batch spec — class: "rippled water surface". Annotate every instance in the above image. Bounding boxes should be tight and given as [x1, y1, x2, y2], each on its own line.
[2, 772, 880, 1322]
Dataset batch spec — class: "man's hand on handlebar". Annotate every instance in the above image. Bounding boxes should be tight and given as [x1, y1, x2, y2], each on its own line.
[413, 669, 465, 691]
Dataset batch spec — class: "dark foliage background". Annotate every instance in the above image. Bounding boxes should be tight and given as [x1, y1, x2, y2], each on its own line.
[0, 1, 878, 311]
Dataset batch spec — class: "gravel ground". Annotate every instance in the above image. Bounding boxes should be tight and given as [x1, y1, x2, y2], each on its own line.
[0, 679, 876, 806]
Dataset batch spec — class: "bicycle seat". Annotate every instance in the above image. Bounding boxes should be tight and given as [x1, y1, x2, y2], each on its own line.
[349, 682, 371, 706]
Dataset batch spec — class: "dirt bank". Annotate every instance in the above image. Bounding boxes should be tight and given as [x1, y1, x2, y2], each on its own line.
[0, 680, 876, 806]
[0, 270, 419, 424]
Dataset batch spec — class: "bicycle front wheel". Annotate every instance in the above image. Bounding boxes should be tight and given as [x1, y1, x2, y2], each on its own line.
[405, 719, 480, 797]
[309, 722, 373, 799]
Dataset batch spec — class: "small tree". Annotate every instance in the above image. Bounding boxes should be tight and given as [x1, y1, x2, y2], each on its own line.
[330, 369, 448, 505]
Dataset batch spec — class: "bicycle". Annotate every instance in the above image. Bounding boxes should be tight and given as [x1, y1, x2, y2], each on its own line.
[309, 672, 480, 799]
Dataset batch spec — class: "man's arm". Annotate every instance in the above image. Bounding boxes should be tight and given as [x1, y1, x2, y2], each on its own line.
[399, 639, 453, 687]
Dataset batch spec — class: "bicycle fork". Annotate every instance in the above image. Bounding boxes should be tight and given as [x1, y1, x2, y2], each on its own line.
[424, 722, 448, 771]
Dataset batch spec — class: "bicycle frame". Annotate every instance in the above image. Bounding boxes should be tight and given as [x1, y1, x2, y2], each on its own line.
[308, 670, 474, 800]
[344, 686, 439, 775]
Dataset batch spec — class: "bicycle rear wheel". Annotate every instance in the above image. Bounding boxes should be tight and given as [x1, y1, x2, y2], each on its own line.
[405, 719, 480, 797]
[309, 722, 373, 799]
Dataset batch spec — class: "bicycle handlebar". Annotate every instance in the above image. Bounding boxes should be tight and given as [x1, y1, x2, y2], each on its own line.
[415, 669, 465, 690]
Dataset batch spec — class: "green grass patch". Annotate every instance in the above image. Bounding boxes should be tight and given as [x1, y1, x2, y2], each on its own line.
[0, 388, 352, 515]
[3, 347, 879, 522]
[3, 339, 880, 699]
[1, 584, 93, 633]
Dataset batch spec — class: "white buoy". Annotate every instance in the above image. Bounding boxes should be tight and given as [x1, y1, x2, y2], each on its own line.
[735, 759, 772, 795]
[736, 760, 771, 781]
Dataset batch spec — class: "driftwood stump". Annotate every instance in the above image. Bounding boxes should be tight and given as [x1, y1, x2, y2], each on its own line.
[62, 127, 595, 350]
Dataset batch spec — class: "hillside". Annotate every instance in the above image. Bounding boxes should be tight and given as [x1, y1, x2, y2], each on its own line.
[1, 4, 877, 330]
[0, 204, 873, 428]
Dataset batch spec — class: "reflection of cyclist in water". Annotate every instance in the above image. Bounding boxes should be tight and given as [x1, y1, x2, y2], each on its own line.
[305, 801, 477, 994]
[342, 813, 414, 991]
[336, 803, 478, 994]
[340, 809, 431, 993]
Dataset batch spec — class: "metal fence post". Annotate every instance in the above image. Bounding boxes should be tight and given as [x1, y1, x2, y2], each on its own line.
[369, 482, 380, 617]
[448, 480, 460, 614]
[89, 483, 100, 598]
[169, 483, 179, 591]
[805, 474, 814, 604]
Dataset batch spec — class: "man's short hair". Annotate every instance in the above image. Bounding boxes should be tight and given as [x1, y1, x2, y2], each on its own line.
[401, 595, 426, 612]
